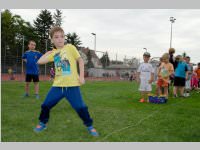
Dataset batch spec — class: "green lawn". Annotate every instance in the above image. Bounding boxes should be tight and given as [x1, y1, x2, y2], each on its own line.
[1, 81, 200, 142]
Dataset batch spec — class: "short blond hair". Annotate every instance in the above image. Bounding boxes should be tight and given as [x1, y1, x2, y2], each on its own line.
[50, 26, 65, 38]
[175, 55, 183, 62]
[161, 53, 169, 61]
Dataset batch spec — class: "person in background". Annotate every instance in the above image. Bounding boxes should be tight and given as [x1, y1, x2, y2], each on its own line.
[137, 52, 154, 103]
[194, 62, 200, 88]
[183, 56, 193, 97]
[157, 53, 174, 98]
[173, 55, 189, 97]
[50, 67, 55, 81]
[22, 40, 43, 99]
[8, 67, 15, 80]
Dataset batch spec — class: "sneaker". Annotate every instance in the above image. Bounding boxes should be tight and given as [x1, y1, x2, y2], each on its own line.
[187, 93, 190, 97]
[34, 122, 47, 133]
[87, 126, 99, 137]
[35, 94, 40, 99]
[173, 94, 178, 98]
[183, 93, 187, 97]
[23, 93, 29, 98]
[139, 99, 146, 103]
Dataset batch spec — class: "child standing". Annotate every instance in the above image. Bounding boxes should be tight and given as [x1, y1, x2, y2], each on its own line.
[49, 67, 55, 80]
[8, 67, 15, 80]
[22, 40, 43, 99]
[184, 56, 193, 97]
[191, 72, 198, 90]
[34, 27, 99, 136]
[194, 63, 200, 88]
[173, 55, 189, 97]
[157, 53, 174, 98]
[137, 52, 154, 103]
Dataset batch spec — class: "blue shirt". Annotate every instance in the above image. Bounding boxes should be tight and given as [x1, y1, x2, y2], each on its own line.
[22, 50, 43, 75]
[175, 61, 188, 78]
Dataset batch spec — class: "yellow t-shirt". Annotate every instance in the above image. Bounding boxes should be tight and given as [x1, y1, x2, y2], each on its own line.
[47, 44, 81, 87]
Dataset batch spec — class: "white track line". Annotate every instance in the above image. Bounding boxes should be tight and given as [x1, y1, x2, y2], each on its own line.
[98, 100, 183, 142]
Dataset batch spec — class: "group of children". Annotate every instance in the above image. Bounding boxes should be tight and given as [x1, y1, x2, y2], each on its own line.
[137, 48, 200, 103]
[21, 25, 200, 137]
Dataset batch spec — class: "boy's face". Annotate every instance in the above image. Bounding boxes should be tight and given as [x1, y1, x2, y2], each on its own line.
[51, 31, 65, 49]
[143, 55, 150, 62]
[185, 57, 190, 63]
[28, 41, 36, 50]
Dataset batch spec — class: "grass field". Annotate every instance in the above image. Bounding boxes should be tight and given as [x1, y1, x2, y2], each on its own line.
[1, 81, 200, 142]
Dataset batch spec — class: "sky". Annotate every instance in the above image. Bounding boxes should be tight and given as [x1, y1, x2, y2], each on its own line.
[10, 9, 200, 64]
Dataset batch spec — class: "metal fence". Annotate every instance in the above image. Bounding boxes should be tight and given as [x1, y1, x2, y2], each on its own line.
[1, 55, 53, 75]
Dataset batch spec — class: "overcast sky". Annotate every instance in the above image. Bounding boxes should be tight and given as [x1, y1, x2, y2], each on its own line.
[10, 9, 200, 64]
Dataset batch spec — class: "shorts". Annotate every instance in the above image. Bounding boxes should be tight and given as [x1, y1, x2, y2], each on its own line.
[139, 79, 152, 92]
[157, 78, 169, 87]
[25, 74, 39, 82]
[174, 77, 185, 87]
[185, 79, 191, 90]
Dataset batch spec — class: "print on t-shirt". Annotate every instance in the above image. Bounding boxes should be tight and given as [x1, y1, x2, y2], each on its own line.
[54, 52, 71, 76]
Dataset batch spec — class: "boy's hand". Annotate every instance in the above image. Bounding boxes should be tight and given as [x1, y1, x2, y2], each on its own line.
[79, 76, 85, 85]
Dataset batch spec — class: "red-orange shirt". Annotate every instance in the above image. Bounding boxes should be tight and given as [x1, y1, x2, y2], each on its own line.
[195, 68, 200, 79]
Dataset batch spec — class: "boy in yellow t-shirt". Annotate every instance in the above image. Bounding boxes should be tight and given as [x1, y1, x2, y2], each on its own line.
[34, 27, 99, 137]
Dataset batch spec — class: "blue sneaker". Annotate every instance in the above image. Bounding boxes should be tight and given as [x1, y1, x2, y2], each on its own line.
[35, 94, 40, 99]
[34, 122, 47, 132]
[87, 126, 99, 137]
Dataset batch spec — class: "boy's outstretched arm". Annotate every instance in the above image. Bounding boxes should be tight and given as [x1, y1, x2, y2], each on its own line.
[37, 51, 52, 64]
[77, 57, 85, 85]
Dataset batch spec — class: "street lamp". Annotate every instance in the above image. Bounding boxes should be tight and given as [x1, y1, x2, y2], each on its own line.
[169, 17, 176, 48]
[91, 33, 96, 52]
[22, 35, 25, 74]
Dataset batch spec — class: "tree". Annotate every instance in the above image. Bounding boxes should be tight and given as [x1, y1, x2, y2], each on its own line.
[13, 15, 39, 55]
[1, 9, 38, 57]
[100, 52, 110, 68]
[53, 9, 63, 27]
[65, 32, 82, 49]
[86, 50, 94, 68]
[1, 9, 40, 73]
[1, 10, 16, 56]
[34, 9, 54, 53]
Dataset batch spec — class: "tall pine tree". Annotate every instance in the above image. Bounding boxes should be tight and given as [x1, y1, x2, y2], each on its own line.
[65, 32, 82, 49]
[100, 52, 110, 68]
[53, 9, 63, 27]
[87, 50, 94, 68]
[34, 9, 54, 53]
